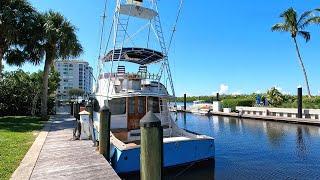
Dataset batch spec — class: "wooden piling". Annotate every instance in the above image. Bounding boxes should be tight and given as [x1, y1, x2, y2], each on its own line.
[140, 111, 163, 180]
[184, 93, 187, 111]
[298, 87, 302, 118]
[99, 106, 111, 161]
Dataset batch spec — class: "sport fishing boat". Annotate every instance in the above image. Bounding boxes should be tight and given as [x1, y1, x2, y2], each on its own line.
[92, 0, 214, 174]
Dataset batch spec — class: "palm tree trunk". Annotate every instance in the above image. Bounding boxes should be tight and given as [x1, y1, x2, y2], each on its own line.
[0, 48, 3, 79]
[293, 37, 311, 97]
[31, 90, 40, 116]
[41, 55, 52, 117]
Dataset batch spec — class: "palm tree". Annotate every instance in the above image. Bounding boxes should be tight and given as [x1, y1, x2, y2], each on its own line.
[0, 0, 43, 78]
[271, 8, 320, 97]
[40, 11, 82, 117]
[267, 87, 284, 106]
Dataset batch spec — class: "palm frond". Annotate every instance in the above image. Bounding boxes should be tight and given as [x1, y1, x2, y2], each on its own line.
[304, 16, 320, 25]
[271, 23, 289, 32]
[297, 10, 314, 29]
[278, 8, 298, 36]
[298, 31, 311, 42]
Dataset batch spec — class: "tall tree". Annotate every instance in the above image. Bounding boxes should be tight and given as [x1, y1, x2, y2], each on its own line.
[0, 0, 43, 78]
[271, 8, 320, 97]
[267, 87, 284, 106]
[40, 11, 82, 117]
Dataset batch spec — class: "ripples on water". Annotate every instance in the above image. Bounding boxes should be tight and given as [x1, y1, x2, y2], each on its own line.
[174, 113, 320, 180]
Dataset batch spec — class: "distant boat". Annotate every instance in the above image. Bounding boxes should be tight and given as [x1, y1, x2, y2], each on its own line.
[91, 0, 215, 174]
[190, 100, 213, 115]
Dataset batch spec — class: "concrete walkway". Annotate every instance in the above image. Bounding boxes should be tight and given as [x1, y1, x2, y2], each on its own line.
[12, 112, 120, 180]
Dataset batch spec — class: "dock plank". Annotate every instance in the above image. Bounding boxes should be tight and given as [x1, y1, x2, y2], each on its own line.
[30, 114, 120, 180]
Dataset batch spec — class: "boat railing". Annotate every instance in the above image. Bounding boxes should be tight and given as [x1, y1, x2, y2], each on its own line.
[100, 72, 161, 81]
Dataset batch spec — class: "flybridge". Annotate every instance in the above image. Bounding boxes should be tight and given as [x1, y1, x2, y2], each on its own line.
[97, 0, 177, 98]
[103, 48, 164, 65]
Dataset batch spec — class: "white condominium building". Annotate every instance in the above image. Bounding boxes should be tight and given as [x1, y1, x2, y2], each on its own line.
[54, 60, 93, 101]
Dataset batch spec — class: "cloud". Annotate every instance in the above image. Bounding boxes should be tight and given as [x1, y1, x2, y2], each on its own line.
[218, 84, 229, 94]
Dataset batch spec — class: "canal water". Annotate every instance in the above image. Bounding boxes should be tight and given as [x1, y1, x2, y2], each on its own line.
[174, 112, 320, 180]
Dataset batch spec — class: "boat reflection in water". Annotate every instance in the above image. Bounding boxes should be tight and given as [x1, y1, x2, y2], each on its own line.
[173, 112, 320, 179]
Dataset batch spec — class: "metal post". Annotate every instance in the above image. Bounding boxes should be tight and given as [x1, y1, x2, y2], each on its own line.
[85, 103, 93, 140]
[76, 103, 80, 120]
[70, 102, 74, 115]
[99, 106, 111, 161]
[86, 101, 97, 145]
[298, 87, 302, 118]
[183, 93, 187, 111]
[140, 111, 163, 180]
[74, 103, 78, 119]
[72, 102, 81, 140]
[216, 93, 220, 101]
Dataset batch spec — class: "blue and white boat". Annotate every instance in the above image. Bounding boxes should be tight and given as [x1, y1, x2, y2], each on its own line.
[92, 0, 214, 174]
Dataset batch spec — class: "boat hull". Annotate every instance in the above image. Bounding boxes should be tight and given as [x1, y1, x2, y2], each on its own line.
[112, 138, 215, 174]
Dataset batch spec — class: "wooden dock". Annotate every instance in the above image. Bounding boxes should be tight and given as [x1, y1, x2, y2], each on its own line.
[13, 113, 120, 180]
[211, 111, 320, 126]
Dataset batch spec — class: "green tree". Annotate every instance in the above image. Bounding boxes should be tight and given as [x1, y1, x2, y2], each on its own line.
[267, 87, 284, 106]
[30, 67, 60, 115]
[271, 8, 320, 97]
[39, 11, 83, 117]
[0, 69, 60, 116]
[0, 0, 43, 78]
[68, 88, 85, 99]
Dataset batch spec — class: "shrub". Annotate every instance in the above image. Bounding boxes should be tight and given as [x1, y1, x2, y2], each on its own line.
[0, 70, 59, 116]
[221, 98, 255, 111]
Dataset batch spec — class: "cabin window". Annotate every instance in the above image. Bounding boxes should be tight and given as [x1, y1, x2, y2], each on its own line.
[147, 97, 160, 113]
[110, 98, 126, 115]
[138, 97, 146, 114]
[128, 97, 135, 115]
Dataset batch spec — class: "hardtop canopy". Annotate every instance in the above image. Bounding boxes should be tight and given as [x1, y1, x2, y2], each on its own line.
[103, 47, 164, 65]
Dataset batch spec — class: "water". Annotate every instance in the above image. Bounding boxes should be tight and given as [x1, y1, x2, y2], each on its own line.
[174, 113, 320, 179]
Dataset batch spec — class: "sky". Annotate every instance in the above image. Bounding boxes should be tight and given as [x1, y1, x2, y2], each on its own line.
[4, 0, 320, 96]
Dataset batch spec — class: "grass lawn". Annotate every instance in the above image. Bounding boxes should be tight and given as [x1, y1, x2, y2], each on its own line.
[0, 116, 46, 180]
